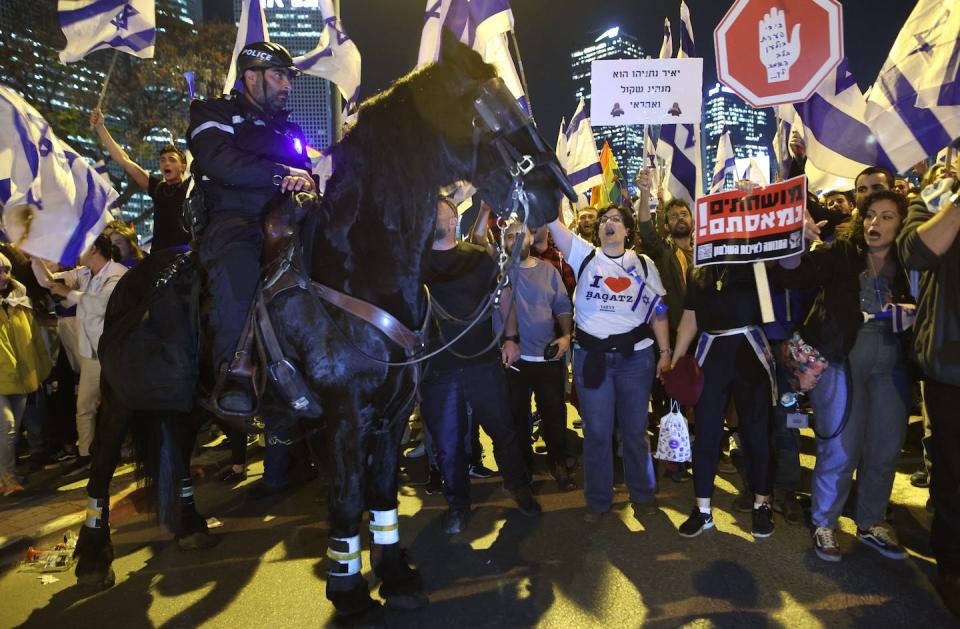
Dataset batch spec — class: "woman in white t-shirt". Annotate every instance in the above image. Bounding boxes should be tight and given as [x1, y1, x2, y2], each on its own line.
[547, 204, 671, 523]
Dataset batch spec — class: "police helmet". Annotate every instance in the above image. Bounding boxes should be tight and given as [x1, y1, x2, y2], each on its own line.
[236, 41, 298, 77]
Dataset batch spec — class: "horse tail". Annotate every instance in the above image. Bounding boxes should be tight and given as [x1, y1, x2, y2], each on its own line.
[128, 412, 189, 532]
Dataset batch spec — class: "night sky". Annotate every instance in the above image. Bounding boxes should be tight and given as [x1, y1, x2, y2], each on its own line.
[203, 0, 917, 138]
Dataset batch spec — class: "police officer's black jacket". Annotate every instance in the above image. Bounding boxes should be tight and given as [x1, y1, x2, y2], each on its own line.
[186, 91, 311, 219]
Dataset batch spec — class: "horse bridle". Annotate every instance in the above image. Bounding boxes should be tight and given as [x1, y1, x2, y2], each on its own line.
[312, 79, 578, 369]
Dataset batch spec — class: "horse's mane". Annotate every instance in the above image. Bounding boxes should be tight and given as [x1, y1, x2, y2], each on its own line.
[316, 36, 496, 296]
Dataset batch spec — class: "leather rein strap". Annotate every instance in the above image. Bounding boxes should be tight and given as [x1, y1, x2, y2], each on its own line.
[310, 282, 430, 359]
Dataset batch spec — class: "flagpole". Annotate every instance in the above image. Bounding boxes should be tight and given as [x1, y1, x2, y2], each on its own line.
[507, 30, 533, 119]
[96, 49, 120, 110]
[331, 0, 343, 142]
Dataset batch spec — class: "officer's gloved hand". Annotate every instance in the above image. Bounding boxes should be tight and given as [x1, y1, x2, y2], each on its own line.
[278, 168, 315, 193]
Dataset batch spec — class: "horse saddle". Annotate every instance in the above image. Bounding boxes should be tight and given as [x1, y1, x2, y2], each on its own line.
[206, 191, 431, 433]
[205, 193, 323, 426]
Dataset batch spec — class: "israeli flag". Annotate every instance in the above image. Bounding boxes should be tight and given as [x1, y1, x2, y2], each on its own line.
[223, 0, 269, 94]
[294, 0, 362, 114]
[658, 17, 673, 60]
[710, 130, 735, 193]
[775, 114, 858, 193]
[866, 0, 960, 172]
[677, 0, 696, 59]
[740, 156, 770, 187]
[656, 0, 702, 204]
[558, 98, 603, 196]
[417, 0, 529, 113]
[780, 59, 898, 185]
[0, 86, 117, 266]
[58, 0, 155, 63]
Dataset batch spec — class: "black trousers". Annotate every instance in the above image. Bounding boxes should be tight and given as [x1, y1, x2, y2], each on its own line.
[199, 216, 263, 369]
[693, 335, 772, 499]
[506, 359, 569, 469]
[927, 379, 960, 575]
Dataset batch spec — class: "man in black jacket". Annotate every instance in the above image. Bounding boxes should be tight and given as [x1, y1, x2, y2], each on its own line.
[187, 41, 315, 412]
[898, 173, 960, 616]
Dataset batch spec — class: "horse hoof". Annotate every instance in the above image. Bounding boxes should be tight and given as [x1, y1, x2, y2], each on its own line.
[76, 568, 116, 591]
[384, 591, 429, 611]
[177, 530, 217, 551]
[333, 603, 384, 629]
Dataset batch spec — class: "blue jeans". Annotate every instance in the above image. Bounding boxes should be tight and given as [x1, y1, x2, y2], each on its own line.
[573, 345, 656, 512]
[808, 328, 910, 529]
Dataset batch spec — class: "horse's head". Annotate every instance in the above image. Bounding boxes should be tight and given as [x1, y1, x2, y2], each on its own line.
[407, 32, 576, 229]
[425, 33, 576, 228]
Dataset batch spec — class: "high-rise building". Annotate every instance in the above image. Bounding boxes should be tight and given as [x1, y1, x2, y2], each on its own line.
[0, 0, 203, 238]
[234, 0, 334, 150]
[570, 27, 645, 188]
[702, 82, 775, 190]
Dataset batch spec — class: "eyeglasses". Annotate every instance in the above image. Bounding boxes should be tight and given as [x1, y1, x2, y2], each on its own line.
[598, 214, 624, 224]
[666, 211, 690, 221]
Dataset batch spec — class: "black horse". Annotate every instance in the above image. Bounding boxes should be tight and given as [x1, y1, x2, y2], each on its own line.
[73, 35, 574, 623]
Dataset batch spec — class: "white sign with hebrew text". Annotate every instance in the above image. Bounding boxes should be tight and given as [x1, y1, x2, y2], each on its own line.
[590, 58, 703, 126]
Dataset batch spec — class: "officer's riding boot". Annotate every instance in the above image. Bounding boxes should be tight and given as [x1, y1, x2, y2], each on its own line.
[216, 330, 257, 415]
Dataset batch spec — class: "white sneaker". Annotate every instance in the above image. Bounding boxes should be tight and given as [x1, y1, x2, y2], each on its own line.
[813, 526, 842, 562]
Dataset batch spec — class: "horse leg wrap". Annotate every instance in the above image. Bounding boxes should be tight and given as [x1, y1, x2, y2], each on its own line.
[85, 497, 108, 529]
[369, 509, 400, 546]
[327, 535, 362, 577]
[179, 476, 195, 506]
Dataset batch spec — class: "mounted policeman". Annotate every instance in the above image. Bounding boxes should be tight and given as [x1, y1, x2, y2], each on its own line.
[187, 41, 316, 415]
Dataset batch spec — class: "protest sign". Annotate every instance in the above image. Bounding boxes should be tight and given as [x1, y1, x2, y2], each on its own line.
[693, 175, 806, 266]
[715, 0, 843, 107]
[590, 58, 703, 126]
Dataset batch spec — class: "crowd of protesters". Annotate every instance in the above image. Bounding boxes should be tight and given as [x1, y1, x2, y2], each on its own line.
[2, 101, 959, 615]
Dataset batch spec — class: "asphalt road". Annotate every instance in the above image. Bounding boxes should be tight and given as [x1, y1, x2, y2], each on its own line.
[0, 421, 956, 629]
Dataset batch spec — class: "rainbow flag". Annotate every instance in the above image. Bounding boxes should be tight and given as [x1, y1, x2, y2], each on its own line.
[590, 141, 631, 208]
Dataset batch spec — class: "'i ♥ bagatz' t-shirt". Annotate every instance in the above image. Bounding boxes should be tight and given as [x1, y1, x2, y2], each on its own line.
[568, 235, 666, 350]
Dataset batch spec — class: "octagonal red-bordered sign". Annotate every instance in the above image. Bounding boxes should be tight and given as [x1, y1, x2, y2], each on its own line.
[715, 0, 844, 108]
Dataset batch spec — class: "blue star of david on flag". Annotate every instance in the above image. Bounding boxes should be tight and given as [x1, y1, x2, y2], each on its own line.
[111, 2, 138, 31]
[58, 0, 156, 63]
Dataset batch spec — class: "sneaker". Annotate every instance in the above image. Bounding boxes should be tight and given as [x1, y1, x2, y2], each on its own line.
[64, 456, 91, 478]
[509, 485, 542, 517]
[424, 467, 442, 495]
[857, 525, 908, 560]
[552, 464, 576, 492]
[0, 473, 25, 497]
[632, 497, 659, 517]
[678, 508, 714, 538]
[468, 464, 496, 479]
[773, 490, 804, 525]
[752, 503, 774, 538]
[442, 507, 470, 534]
[54, 448, 78, 463]
[910, 470, 930, 488]
[583, 508, 605, 524]
[813, 526, 842, 562]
